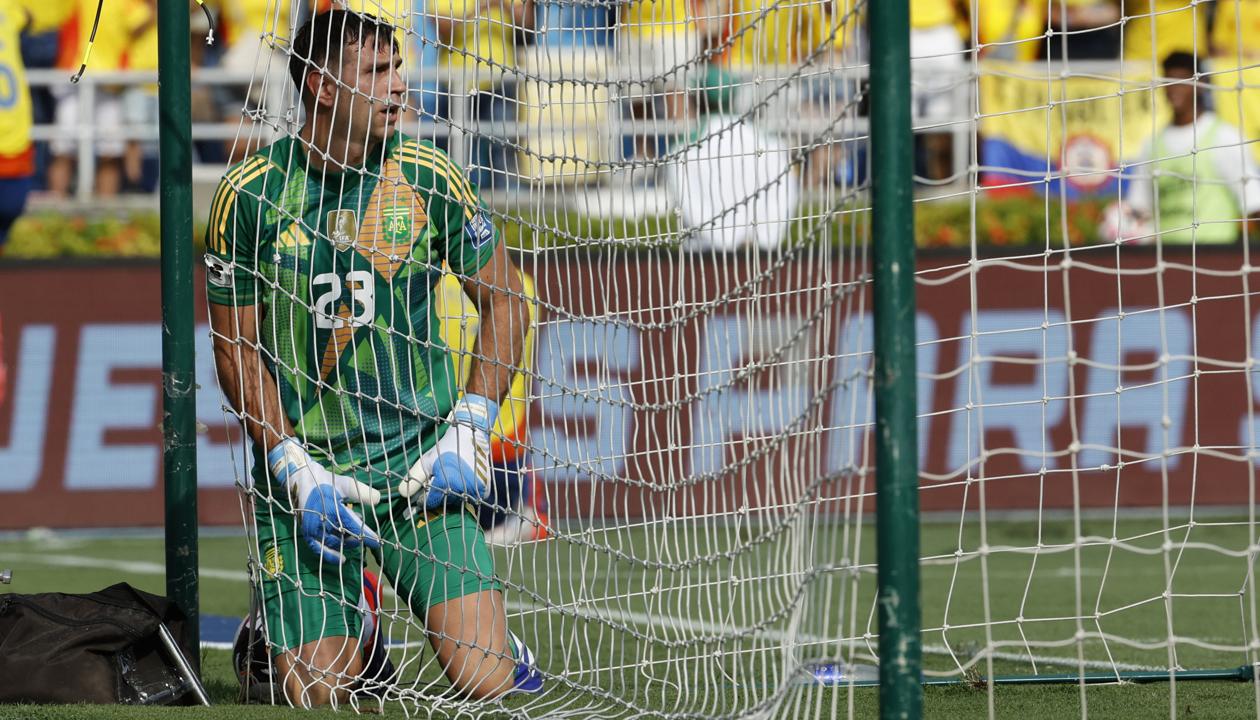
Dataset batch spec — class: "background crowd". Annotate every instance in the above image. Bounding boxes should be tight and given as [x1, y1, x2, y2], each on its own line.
[1, 1, 1259, 221]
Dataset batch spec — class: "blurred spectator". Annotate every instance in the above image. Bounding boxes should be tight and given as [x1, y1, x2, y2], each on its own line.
[47, 0, 139, 197]
[618, 0, 695, 95]
[1046, 0, 1121, 59]
[214, 0, 295, 158]
[617, 0, 695, 92]
[617, 0, 697, 165]
[122, 0, 158, 190]
[665, 66, 798, 251]
[0, 0, 72, 239]
[430, 0, 526, 98]
[975, 0, 1051, 60]
[188, 2, 227, 165]
[430, 0, 532, 188]
[1210, 0, 1260, 66]
[704, 0, 832, 155]
[911, 0, 965, 181]
[973, 0, 1118, 61]
[407, 0, 444, 125]
[1124, 52, 1260, 243]
[1121, 0, 1209, 63]
[19, 4, 62, 189]
[803, 0, 866, 189]
[1207, 0, 1260, 167]
[710, 0, 831, 70]
[516, 1, 613, 186]
[536, 1, 610, 47]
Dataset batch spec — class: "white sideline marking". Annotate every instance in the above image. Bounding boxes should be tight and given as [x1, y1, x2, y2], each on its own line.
[0, 551, 1105, 582]
[0, 552, 246, 582]
[3, 551, 1187, 672]
[501, 602, 1164, 673]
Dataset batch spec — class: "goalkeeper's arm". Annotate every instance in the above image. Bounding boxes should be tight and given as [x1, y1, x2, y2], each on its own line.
[399, 242, 528, 505]
[209, 303, 294, 451]
[210, 302, 380, 562]
[462, 241, 528, 404]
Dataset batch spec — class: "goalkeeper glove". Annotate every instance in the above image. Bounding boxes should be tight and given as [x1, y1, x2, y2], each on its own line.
[399, 394, 498, 510]
[267, 438, 382, 564]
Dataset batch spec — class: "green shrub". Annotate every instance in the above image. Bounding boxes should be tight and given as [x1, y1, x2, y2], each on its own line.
[1, 212, 206, 259]
[0, 197, 1112, 260]
[916, 196, 1109, 249]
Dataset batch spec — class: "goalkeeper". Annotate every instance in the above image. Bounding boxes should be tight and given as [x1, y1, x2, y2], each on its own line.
[205, 8, 539, 707]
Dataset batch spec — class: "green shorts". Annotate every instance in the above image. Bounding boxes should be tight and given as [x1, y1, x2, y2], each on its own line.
[254, 498, 502, 655]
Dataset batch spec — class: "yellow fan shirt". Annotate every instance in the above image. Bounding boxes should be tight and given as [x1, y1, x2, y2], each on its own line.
[975, 0, 1096, 61]
[0, 0, 72, 173]
[215, 0, 291, 47]
[124, 0, 158, 73]
[723, 0, 830, 68]
[1211, 0, 1260, 65]
[1122, 0, 1208, 61]
[911, 0, 958, 30]
[429, 0, 515, 90]
[621, 0, 691, 37]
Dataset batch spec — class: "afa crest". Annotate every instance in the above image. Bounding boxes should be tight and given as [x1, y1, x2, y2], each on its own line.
[382, 205, 414, 243]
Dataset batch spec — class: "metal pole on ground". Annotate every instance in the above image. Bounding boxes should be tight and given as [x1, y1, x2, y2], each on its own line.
[869, 0, 922, 718]
[157, 0, 200, 667]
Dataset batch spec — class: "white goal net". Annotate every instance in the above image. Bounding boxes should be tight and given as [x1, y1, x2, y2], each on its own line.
[206, 0, 1260, 717]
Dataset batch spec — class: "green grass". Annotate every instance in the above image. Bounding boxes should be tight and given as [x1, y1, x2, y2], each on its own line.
[0, 516, 1257, 719]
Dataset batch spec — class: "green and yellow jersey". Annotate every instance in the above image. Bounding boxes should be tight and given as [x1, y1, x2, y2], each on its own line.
[204, 133, 499, 495]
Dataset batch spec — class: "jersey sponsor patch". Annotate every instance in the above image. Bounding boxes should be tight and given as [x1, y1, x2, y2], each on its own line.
[328, 209, 359, 251]
[204, 254, 234, 288]
[464, 210, 495, 248]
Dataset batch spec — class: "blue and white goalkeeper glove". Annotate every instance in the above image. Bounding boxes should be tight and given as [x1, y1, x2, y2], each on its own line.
[399, 394, 498, 510]
[267, 438, 382, 564]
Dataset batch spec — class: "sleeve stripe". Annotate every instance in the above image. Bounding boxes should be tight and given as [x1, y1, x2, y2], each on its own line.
[215, 162, 273, 251]
[397, 152, 476, 221]
[208, 157, 265, 252]
[417, 144, 478, 203]
[396, 143, 479, 219]
[396, 145, 472, 202]
[211, 157, 267, 222]
[207, 186, 234, 254]
[208, 158, 271, 254]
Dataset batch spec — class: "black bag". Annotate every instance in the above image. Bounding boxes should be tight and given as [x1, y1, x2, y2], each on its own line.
[0, 583, 208, 705]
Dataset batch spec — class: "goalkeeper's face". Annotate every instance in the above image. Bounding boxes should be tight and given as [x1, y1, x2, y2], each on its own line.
[333, 35, 406, 145]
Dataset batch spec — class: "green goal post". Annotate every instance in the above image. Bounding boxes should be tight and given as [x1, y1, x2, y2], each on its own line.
[157, 0, 200, 666]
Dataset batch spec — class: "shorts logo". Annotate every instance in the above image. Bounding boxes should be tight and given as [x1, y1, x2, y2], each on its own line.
[382, 205, 413, 244]
[464, 210, 495, 248]
[262, 543, 284, 576]
[204, 254, 234, 288]
[328, 209, 358, 251]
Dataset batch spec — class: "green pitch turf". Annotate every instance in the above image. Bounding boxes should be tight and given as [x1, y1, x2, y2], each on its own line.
[0, 515, 1257, 719]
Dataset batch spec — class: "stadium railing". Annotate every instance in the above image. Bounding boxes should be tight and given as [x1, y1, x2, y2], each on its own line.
[23, 62, 974, 214]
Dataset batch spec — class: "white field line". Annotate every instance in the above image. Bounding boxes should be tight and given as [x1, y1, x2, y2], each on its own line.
[0, 552, 1187, 672]
[0, 552, 246, 581]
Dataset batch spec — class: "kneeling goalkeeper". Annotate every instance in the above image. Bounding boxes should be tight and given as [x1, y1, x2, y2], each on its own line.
[206, 9, 540, 707]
